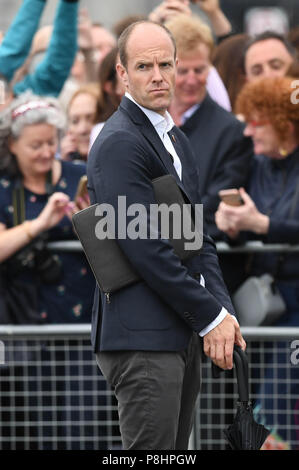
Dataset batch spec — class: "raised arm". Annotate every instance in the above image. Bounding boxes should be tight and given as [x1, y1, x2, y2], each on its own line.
[13, 0, 79, 97]
[0, 0, 46, 82]
[192, 0, 232, 38]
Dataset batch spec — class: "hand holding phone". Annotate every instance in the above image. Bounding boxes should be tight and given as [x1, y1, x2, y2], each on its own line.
[218, 189, 243, 207]
[75, 175, 88, 204]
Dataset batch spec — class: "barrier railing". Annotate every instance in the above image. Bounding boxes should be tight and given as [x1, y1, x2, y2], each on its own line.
[0, 324, 121, 450]
[47, 240, 299, 254]
[195, 327, 299, 450]
[1, 326, 299, 450]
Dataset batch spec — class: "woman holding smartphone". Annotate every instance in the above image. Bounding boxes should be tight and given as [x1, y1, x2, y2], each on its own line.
[0, 92, 93, 324]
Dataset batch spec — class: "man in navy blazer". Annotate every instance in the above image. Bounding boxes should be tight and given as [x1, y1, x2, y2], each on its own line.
[87, 20, 245, 450]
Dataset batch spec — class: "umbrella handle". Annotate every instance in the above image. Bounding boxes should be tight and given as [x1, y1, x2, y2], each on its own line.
[233, 346, 249, 402]
[211, 346, 249, 402]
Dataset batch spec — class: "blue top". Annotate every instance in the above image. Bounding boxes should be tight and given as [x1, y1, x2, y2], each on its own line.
[0, 0, 78, 97]
[247, 147, 299, 281]
[0, 160, 95, 323]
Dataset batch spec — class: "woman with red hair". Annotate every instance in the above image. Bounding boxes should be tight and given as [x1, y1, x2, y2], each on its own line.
[216, 76, 299, 448]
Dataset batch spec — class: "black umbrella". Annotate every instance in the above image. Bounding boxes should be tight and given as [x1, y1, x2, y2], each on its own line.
[212, 346, 270, 450]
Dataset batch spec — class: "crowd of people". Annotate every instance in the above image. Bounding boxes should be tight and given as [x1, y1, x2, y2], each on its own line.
[0, 0, 298, 450]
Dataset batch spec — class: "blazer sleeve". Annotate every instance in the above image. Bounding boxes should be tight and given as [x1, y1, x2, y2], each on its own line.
[89, 131, 234, 333]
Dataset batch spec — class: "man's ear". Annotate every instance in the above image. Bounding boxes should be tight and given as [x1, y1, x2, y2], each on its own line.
[116, 62, 129, 88]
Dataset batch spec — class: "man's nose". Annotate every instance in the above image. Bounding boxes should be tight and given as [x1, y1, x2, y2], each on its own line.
[263, 65, 277, 78]
[186, 70, 200, 85]
[244, 123, 253, 137]
[152, 64, 163, 82]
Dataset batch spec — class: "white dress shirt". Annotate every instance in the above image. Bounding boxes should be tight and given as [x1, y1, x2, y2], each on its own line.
[125, 92, 228, 336]
[125, 92, 182, 179]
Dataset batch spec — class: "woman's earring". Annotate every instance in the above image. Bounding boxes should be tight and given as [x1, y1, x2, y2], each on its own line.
[279, 147, 288, 157]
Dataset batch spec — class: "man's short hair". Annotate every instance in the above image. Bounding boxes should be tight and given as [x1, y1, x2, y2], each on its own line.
[118, 20, 177, 69]
[165, 15, 214, 58]
[244, 30, 297, 59]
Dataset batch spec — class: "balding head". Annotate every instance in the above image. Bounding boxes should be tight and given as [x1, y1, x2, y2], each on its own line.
[118, 20, 176, 70]
[116, 21, 177, 115]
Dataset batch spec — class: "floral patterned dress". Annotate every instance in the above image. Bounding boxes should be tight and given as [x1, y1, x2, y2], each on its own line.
[0, 160, 95, 324]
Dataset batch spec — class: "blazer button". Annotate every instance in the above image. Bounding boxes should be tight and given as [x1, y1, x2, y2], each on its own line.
[184, 312, 196, 326]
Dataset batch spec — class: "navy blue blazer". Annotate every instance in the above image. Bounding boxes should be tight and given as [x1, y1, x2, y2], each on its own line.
[87, 96, 235, 352]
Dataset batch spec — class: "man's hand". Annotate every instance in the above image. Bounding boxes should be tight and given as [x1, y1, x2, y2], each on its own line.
[149, 0, 191, 24]
[191, 0, 232, 36]
[203, 314, 246, 370]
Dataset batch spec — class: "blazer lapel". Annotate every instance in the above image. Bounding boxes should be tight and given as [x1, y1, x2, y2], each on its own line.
[169, 126, 186, 168]
[120, 97, 182, 184]
[140, 124, 183, 184]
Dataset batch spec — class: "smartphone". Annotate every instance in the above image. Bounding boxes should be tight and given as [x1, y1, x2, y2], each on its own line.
[75, 175, 88, 202]
[218, 189, 243, 206]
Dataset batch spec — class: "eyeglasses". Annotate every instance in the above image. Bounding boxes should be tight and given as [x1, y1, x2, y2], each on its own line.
[246, 120, 270, 128]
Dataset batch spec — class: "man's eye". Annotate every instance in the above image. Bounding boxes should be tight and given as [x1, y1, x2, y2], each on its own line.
[138, 64, 147, 70]
[251, 66, 263, 76]
[270, 60, 284, 70]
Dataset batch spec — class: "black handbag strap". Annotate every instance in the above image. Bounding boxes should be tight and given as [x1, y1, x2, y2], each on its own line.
[12, 170, 53, 226]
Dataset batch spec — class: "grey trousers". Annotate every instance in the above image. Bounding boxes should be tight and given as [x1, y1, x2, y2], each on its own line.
[96, 333, 202, 450]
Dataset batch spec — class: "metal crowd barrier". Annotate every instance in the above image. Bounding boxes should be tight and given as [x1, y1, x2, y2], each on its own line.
[0, 326, 299, 450]
[0, 325, 121, 450]
[47, 240, 299, 254]
[195, 327, 299, 450]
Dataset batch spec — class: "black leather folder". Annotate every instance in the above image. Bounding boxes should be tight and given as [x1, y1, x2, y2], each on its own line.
[72, 174, 201, 294]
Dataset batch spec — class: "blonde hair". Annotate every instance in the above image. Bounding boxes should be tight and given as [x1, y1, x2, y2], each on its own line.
[165, 14, 214, 57]
[67, 83, 101, 112]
